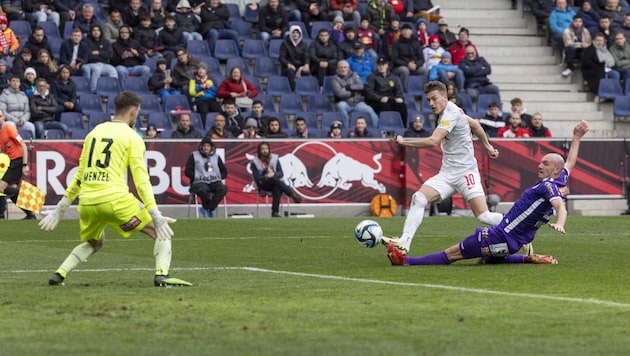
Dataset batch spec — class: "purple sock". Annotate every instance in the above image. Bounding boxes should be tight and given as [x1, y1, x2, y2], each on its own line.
[407, 251, 451, 265]
[504, 254, 527, 264]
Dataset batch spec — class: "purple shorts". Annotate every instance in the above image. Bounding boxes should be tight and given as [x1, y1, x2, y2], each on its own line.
[459, 227, 521, 260]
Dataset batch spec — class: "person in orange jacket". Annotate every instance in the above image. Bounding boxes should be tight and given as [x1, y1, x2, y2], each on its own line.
[0, 13, 19, 56]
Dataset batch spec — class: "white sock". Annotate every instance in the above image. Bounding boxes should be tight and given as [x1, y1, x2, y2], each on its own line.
[154, 237, 172, 276]
[57, 242, 95, 278]
[401, 192, 428, 249]
[477, 211, 503, 226]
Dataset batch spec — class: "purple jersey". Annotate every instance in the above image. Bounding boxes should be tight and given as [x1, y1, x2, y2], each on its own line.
[492, 168, 570, 244]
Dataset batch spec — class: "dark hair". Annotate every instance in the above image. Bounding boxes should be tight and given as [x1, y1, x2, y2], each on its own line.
[114, 91, 142, 114]
[223, 97, 236, 106]
[252, 99, 263, 106]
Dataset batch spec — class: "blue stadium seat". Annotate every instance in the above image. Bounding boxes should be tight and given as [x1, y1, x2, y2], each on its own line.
[87, 112, 110, 130]
[243, 75, 263, 94]
[456, 93, 474, 116]
[266, 75, 292, 97]
[72, 76, 91, 96]
[254, 57, 279, 78]
[199, 56, 224, 77]
[11, 20, 31, 40]
[242, 39, 267, 60]
[213, 39, 240, 61]
[614, 95, 630, 130]
[106, 95, 116, 114]
[139, 94, 162, 116]
[164, 94, 191, 112]
[244, 6, 259, 24]
[123, 76, 150, 94]
[231, 20, 253, 41]
[186, 39, 211, 57]
[189, 112, 207, 132]
[406, 75, 428, 96]
[321, 112, 345, 130]
[38, 21, 60, 38]
[254, 94, 277, 112]
[475, 93, 502, 117]
[310, 21, 331, 40]
[294, 76, 320, 97]
[404, 93, 418, 112]
[60, 112, 85, 131]
[321, 76, 334, 97]
[378, 111, 404, 129]
[48, 37, 63, 60]
[226, 56, 251, 76]
[268, 38, 283, 59]
[148, 112, 174, 130]
[63, 21, 75, 38]
[18, 128, 34, 140]
[597, 78, 623, 110]
[351, 111, 377, 128]
[272, 112, 290, 129]
[80, 93, 104, 114]
[96, 77, 121, 98]
[44, 129, 66, 139]
[226, 3, 241, 22]
[289, 21, 309, 39]
[294, 112, 319, 129]
[279, 94, 304, 114]
[306, 94, 332, 112]
[205, 112, 218, 130]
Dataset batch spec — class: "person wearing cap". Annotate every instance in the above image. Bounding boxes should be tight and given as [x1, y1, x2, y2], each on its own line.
[332, 59, 379, 127]
[59, 28, 88, 76]
[82, 24, 119, 93]
[429, 51, 464, 92]
[295, 0, 329, 31]
[436, 18, 456, 48]
[171, 112, 203, 138]
[364, 0, 397, 54]
[149, 57, 181, 105]
[329, 16, 346, 45]
[174, 0, 203, 42]
[391, 22, 426, 91]
[112, 25, 151, 90]
[258, 0, 290, 44]
[447, 27, 476, 66]
[238, 117, 262, 139]
[403, 114, 431, 137]
[329, 0, 361, 27]
[0, 75, 35, 139]
[103, 9, 125, 44]
[327, 120, 344, 138]
[279, 25, 311, 91]
[0, 13, 19, 57]
[309, 28, 342, 86]
[459, 44, 500, 101]
[415, 18, 430, 47]
[347, 42, 376, 83]
[144, 123, 159, 139]
[197, 0, 240, 56]
[185, 136, 227, 218]
[423, 34, 445, 72]
[365, 56, 408, 126]
[189, 63, 221, 126]
[21, 67, 38, 96]
[157, 15, 186, 65]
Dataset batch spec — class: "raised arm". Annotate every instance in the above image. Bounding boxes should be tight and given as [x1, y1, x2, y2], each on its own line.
[565, 120, 589, 172]
[466, 115, 499, 159]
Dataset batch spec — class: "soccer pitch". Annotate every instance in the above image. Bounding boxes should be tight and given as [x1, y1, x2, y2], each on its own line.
[1, 216, 630, 355]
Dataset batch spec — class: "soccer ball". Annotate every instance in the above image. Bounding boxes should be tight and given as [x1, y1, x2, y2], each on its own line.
[354, 220, 383, 248]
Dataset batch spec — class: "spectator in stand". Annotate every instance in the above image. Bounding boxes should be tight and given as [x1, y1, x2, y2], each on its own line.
[332, 59, 379, 127]
[599, 0, 626, 27]
[103, 9, 125, 44]
[295, 0, 329, 31]
[237, 117, 262, 139]
[11, 48, 34, 78]
[0, 60, 9, 89]
[364, 0, 396, 55]
[365, 57, 408, 127]
[329, 0, 360, 27]
[529, 112, 552, 137]
[158, 15, 186, 66]
[53, 0, 82, 32]
[619, 13, 630, 40]
[549, 0, 576, 48]
[597, 15, 619, 48]
[21, 67, 37, 96]
[195, 0, 240, 56]
[175, 0, 203, 42]
[172, 47, 202, 92]
[23, 26, 53, 60]
[144, 124, 159, 139]
[436, 18, 456, 49]
[24, 0, 60, 28]
[51, 65, 81, 117]
[423, 35, 445, 73]
[415, 18, 430, 48]
[82, 24, 119, 94]
[291, 116, 315, 138]
[134, 16, 160, 59]
[391, 23, 426, 91]
[33, 48, 57, 83]
[220, 97, 245, 136]
[389, 0, 408, 18]
[497, 113, 531, 138]
[2, 0, 26, 22]
[59, 28, 87, 76]
[149, 0, 168, 30]
[109, 0, 132, 13]
[510, 97, 533, 129]
[249, 99, 274, 135]
[111, 25, 151, 89]
[263, 116, 288, 138]
[0, 14, 19, 57]
[279, 25, 311, 91]
[582, 32, 620, 95]
[258, 0, 289, 44]
[216, 66, 259, 109]
[122, 0, 148, 29]
[309, 28, 341, 86]
[610, 32, 630, 84]
[459, 45, 500, 101]
[185, 137, 227, 218]
[478, 101, 505, 138]
[188, 63, 221, 125]
[448, 27, 476, 66]
[530, 0, 555, 35]
[347, 42, 376, 83]
[339, 26, 358, 58]
[0, 75, 34, 138]
[329, 16, 346, 45]
[406, 0, 442, 23]
[347, 116, 374, 138]
[358, 17, 379, 62]
[149, 57, 180, 105]
[561, 15, 591, 77]
[73, 3, 101, 37]
[207, 113, 235, 139]
[327, 120, 343, 138]
[403, 114, 431, 137]
[385, 15, 402, 50]
[578, 0, 600, 36]
[29, 77, 67, 138]
[429, 52, 464, 92]
[171, 112, 202, 138]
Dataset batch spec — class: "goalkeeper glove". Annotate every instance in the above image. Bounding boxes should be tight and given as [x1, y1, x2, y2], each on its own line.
[39, 196, 73, 231]
[149, 208, 176, 240]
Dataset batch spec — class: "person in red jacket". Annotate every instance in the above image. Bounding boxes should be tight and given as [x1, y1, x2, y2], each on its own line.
[216, 66, 259, 110]
[497, 113, 533, 138]
[448, 27, 476, 65]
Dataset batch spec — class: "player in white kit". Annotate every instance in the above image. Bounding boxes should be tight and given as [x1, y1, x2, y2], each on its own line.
[384, 81, 504, 254]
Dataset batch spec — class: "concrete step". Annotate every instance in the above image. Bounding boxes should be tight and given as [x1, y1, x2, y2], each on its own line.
[442, 9, 523, 19]
[473, 35, 545, 47]
[544, 110, 605, 120]
[442, 17, 528, 28]
[490, 55, 558, 65]
[481, 46, 552, 57]
[492, 64, 563, 75]
[500, 91, 590, 102]
[498, 82, 578, 91]
[442, 0, 516, 10]
[468, 27, 537, 36]
[546, 120, 617, 138]
[492, 73, 572, 84]
[526, 101, 599, 112]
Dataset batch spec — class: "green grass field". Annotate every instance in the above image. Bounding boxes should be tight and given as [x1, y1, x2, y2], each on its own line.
[1, 216, 630, 355]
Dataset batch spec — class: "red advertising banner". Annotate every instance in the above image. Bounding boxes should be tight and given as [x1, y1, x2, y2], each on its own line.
[28, 138, 627, 207]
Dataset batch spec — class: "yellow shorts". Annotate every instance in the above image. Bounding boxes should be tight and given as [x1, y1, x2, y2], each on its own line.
[77, 193, 152, 242]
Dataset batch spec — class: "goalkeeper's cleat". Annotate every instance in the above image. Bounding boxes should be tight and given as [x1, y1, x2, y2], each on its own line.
[154, 275, 193, 287]
[521, 243, 534, 256]
[380, 236, 408, 255]
[48, 272, 65, 286]
[526, 254, 558, 265]
[387, 243, 406, 266]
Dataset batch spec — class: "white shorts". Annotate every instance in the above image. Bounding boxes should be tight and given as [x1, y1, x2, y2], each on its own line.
[423, 168, 486, 202]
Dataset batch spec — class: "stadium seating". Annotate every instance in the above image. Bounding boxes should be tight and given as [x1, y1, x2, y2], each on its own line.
[306, 94, 332, 112]
[164, 94, 191, 112]
[254, 94, 277, 112]
[87, 112, 111, 130]
[123, 76, 150, 94]
[72, 76, 91, 96]
[351, 111, 376, 128]
[613, 95, 630, 130]
[456, 93, 474, 116]
[279, 94, 304, 114]
[266, 76, 292, 97]
[95, 77, 121, 98]
[244, 5, 260, 24]
[295, 76, 321, 97]
[406, 75, 428, 97]
[310, 21, 331, 40]
[80, 93, 105, 114]
[10, 21, 31, 40]
[321, 112, 345, 129]
[139, 94, 162, 116]
[226, 56, 251, 76]
[231, 20, 254, 41]
[254, 57, 279, 78]
[295, 112, 319, 129]
[597, 78, 623, 110]
[186, 40, 211, 57]
[44, 129, 66, 139]
[38, 21, 60, 38]
[199, 56, 224, 77]
[63, 21, 75, 38]
[60, 112, 85, 132]
[378, 111, 404, 130]
[475, 93, 502, 117]
[214, 39, 240, 61]
[268, 39, 283, 59]
[242, 39, 267, 60]
[226, 3, 241, 22]
[321, 76, 334, 97]
[148, 112, 174, 130]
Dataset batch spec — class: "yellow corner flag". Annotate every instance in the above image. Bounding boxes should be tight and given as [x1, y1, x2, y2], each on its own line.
[15, 180, 46, 213]
[0, 153, 8, 197]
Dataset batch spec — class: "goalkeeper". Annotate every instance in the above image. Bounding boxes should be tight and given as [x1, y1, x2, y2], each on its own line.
[40, 91, 192, 287]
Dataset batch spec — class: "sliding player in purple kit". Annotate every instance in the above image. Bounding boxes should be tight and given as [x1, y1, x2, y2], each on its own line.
[387, 120, 589, 266]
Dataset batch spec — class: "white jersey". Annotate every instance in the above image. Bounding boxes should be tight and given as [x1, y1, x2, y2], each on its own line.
[435, 101, 478, 176]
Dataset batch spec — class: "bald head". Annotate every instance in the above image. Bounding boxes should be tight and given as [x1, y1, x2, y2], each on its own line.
[538, 153, 565, 179]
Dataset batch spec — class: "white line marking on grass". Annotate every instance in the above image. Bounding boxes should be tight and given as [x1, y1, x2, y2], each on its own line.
[9, 266, 630, 308]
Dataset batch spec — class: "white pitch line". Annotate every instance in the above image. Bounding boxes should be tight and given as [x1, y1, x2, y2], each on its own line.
[8, 266, 630, 309]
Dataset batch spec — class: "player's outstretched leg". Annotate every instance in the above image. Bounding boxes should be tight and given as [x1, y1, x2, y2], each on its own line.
[153, 235, 192, 287]
[48, 242, 96, 286]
